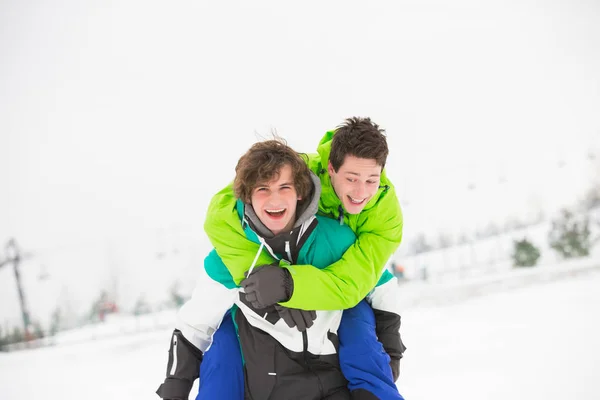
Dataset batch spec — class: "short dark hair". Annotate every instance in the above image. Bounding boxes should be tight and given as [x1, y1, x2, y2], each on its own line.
[234, 139, 312, 204]
[329, 117, 389, 172]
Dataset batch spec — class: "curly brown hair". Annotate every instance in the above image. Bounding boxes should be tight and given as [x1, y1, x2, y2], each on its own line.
[329, 117, 389, 172]
[234, 139, 312, 203]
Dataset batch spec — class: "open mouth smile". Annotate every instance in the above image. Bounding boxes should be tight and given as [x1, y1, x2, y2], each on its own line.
[265, 208, 286, 218]
[348, 196, 366, 205]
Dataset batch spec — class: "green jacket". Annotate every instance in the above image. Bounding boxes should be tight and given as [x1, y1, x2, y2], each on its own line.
[205, 199, 367, 288]
[203, 131, 403, 309]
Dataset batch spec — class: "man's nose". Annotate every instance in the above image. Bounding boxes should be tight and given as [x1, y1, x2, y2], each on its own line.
[268, 191, 282, 202]
[355, 183, 367, 198]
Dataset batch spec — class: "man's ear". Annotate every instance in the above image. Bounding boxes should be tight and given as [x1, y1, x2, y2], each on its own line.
[327, 161, 335, 177]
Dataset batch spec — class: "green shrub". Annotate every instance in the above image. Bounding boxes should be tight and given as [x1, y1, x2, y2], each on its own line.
[548, 209, 591, 259]
[512, 238, 541, 267]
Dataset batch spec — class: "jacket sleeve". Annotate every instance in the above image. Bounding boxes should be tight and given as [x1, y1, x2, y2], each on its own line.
[366, 270, 406, 360]
[176, 250, 238, 352]
[203, 183, 276, 284]
[156, 329, 203, 400]
[280, 187, 403, 310]
[158, 251, 239, 399]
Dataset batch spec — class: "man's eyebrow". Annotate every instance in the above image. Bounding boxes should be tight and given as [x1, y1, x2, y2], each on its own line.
[344, 171, 381, 178]
[279, 181, 294, 186]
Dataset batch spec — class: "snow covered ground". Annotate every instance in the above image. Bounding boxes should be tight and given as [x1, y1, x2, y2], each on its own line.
[1, 268, 599, 400]
[400, 269, 600, 400]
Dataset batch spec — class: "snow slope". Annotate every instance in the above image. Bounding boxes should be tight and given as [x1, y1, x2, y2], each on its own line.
[1, 268, 599, 399]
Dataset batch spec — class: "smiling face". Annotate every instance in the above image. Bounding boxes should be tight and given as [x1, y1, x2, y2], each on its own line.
[328, 155, 382, 214]
[250, 164, 300, 235]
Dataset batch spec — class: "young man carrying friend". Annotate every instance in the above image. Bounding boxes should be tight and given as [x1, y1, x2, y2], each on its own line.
[157, 118, 406, 399]
[207, 117, 405, 372]
[208, 117, 403, 313]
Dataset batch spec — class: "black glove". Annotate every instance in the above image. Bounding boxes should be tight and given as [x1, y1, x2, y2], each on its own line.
[241, 264, 293, 309]
[275, 304, 317, 332]
[390, 357, 400, 382]
[156, 329, 203, 399]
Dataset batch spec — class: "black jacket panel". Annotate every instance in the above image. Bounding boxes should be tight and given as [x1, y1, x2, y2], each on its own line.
[235, 309, 350, 400]
[156, 329, 203, 399]
[373, 309, 406, 360]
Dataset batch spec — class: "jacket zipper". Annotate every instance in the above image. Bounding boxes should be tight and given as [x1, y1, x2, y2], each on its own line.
[302, 331, 309, 365]
[337, 205, 344, 225]
[302, 331, 325, 397]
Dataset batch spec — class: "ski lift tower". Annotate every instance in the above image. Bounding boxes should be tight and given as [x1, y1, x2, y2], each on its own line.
[0, 238, 32, 338]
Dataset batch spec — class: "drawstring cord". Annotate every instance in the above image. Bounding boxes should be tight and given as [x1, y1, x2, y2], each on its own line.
[246, 240, 265, 277]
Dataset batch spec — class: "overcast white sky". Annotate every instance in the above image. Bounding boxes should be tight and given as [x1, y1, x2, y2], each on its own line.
[1, 0, 599, 327]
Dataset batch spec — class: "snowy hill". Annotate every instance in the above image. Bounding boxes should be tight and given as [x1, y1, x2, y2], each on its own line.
[1, 264, 599, 400]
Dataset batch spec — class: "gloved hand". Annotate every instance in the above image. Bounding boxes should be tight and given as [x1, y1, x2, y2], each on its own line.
[156, 378, 192, 400]
[390, 357, 400, 382]
[274, 304, 317, 332]
[241, 264, 293, 309]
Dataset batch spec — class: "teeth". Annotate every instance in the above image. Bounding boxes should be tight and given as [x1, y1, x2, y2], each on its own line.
[266, 208, 285, 213]
[349, 197, 364, 204]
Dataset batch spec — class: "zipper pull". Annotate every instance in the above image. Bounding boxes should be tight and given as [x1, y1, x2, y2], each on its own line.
[338, 205, 344, 226]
